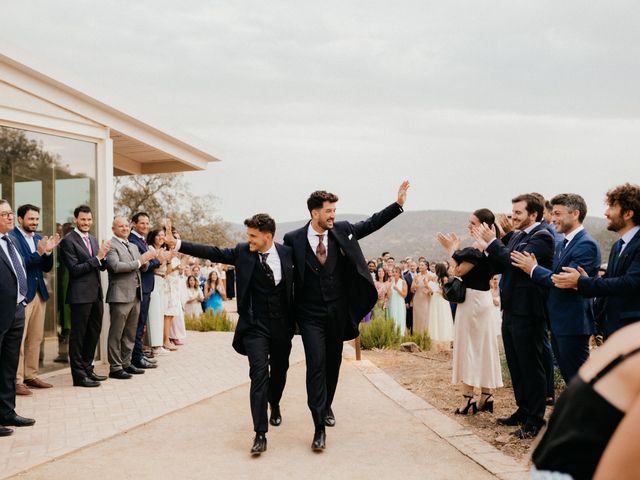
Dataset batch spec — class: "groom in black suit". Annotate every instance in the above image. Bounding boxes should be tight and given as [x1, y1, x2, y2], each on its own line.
[283, 181, 409, 450]
[164, 214, 294, 456]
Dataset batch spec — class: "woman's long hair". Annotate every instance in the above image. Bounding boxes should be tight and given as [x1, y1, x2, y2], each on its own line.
[473, 208, 500, 238]
[146, 229, 165, 248]
[435, 262, 449, 287]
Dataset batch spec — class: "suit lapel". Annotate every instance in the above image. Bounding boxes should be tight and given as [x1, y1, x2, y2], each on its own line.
[555, 229, 586, 271]
[275, 243, 293, 301]
[616, 230, 640, 275]
[0, 244, 16, 274]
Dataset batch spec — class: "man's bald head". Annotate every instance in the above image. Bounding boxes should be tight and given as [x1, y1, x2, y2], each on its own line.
[112, 216, 130, 239]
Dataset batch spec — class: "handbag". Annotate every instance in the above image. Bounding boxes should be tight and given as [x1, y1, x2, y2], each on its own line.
[443, 276, 466, 303]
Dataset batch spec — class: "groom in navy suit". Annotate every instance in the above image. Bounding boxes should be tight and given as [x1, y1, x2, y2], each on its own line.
[511, 193, 601, 383]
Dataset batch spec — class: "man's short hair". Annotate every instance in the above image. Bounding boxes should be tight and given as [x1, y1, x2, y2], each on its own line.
[17, 204, 40, 219]
[307, 191, 339, 212]
[605, 183, 640, 225]
[131, 212, 150, 224]
[73, 205, 92, 218]
[381, 251, 390, 257]
[550, 193, 588, 223]
[512, 193, 544, 222]
[244, 213, 276, 235]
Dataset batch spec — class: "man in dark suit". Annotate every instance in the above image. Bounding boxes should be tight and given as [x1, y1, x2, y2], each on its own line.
[128, 212, 160, 370]
[0, 199, 36, 436]
[553, 183, 640, 336]
[58, 205, 110, 388]
[511, 193, 601, 383]
[283, 181, 409, 450]
[10, 204, 59, 395]
[164, 214, 294, 456]
[473, 193, 555, 439]
[403, 259, 417, 335]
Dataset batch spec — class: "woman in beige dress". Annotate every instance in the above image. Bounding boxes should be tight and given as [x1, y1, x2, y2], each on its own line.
[411, 260, 432, 334]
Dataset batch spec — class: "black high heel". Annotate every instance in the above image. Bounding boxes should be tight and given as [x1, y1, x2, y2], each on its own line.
[455, 394, 477, 415]
[478, 393, 494, 413]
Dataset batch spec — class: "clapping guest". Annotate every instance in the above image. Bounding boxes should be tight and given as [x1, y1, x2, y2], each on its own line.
[387, 266, 407, 336]
[404, 260, 417, 334]
[168, 231, 187, 347]
[438, 209, 503, 416]
[203, 270, 225, 313]
[183, 275, 204, 317]
[371, 267, 390, 322]
[147, 229, 168, 355]
[162, 228, 182, 351]
[426, 263, 454, 346]
[411, 260, 432, 334]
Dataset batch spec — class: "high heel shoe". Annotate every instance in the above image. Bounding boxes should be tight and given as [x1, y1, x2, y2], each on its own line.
[454, 394, 477, 415]
[478, 393, 494, 413]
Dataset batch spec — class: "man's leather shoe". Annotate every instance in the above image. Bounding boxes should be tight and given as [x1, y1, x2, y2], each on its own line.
[24, 378, 53, 389]
[124, 365, 145, 375]
[109, 370, 133, 380]
[16, 384, 32, 396]
[312, 428, 326, 451]
[0, 426, 13, 437]
[269, 405, 282, 426]
[251, 433, 267, 455]
[133, 358, 158, 369]
[511, 424, 541, 439]
[323, 407, 336, 427]
[146, 356, 158, 364]
[88, 372, 108, 382]
[0, 414, 36, 427]
[73, 377, 100, 388]
[497, 414, 524, 427]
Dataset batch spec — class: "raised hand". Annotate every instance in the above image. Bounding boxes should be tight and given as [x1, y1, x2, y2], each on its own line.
[496, 214, 513, 236]
[511, 251, 537, 275]
[437, 232, 460, 254]
[97, 240, 111, 260]
[45, 233, 61, 252]
[164, 219, 177, 249]
[396, 180, 410, 207]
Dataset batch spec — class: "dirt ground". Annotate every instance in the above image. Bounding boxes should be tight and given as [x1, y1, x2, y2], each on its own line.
[363, 348, 556, 463]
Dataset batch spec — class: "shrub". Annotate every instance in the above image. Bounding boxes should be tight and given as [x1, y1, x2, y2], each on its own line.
[403, 331, 432, 351]
[185, 309, 235, 332]
[359, 317, 402, 349]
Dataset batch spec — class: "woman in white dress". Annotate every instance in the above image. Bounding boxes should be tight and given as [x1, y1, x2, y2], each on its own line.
[437, 208, 504, 415]
[387, 266, 408, 337]
[162, 242, 182, 351]
[147, 229, 167, 354]
[183, 275, 204, 318]
[426, 263, 455, 344]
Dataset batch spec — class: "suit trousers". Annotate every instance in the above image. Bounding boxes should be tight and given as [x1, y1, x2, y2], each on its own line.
[108, 301, 141, 372]
[501, 313, 546, 428]
[298, 301, 345, 427]
[17, 293, 46, 383]
[551, 333, 590, 385]
[243, 332, 292, 433]
[542, 330, 555, 399]
[132, 292, 151, 364]
[69, 301, 103, 382]
[0, 304, 25, 416]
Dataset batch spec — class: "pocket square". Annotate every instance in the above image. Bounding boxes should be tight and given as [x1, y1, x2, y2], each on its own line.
[348, 234, 353, 240]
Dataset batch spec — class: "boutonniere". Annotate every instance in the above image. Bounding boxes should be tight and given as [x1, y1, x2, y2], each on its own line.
[348, 233, 353, 240]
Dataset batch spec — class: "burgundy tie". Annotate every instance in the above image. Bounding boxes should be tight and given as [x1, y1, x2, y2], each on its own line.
[316, 234, 327, 265]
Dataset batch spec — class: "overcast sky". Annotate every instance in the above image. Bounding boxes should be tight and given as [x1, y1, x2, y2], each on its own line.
[2, 1, 638, 223]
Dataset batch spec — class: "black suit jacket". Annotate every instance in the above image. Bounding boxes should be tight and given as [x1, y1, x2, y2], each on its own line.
[578, 229, 640, 335]
[128, 232, 160, 295]
[486, 223, 555, 319]
[179, 241, 294, 355]
[58, 231, 106, 304]
[0, 246, 19, 330]
[283, 202, 403, 340]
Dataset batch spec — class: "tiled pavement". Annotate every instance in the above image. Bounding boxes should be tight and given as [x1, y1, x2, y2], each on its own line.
[0, 331, 305, 479]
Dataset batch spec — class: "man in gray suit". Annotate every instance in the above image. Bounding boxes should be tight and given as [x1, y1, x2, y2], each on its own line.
[105, 217, 156, 380]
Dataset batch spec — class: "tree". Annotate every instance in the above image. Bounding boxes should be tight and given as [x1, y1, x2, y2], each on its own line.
[114, 173, 238, 246]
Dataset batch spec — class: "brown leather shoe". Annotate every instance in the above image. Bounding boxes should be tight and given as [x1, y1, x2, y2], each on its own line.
[16, 384, 33, 396]
[24, 378, 53, 389]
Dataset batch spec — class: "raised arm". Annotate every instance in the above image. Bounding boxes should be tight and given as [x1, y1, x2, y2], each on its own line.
[351, 181, 408, 240]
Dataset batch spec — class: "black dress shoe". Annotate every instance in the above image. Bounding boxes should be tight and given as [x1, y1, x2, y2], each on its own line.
[251, 433, 267, 455]
[269, 405, 282, 427]
[73, 377, 100, 388]
[497, 414, 524, 427]
[88, 372, 108, 382]
[312, 428, 326, 451]
[132, 358, 158, 369]
[323, 407, 336, 427]
[0, 414, 36, 427]
[511, 423, 542, 439]
[0, 426, 13, 437]
[109, 370, 133, 380]
[124, 365, 145, 375]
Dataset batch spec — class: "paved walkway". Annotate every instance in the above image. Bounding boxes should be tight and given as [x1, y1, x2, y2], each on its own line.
[3, 333, 529, 480]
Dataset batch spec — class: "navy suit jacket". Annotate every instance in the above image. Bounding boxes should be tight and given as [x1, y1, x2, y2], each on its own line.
[531, 229, 601, 336]
[486, 223, 555, 319]
[403, 271, 415, 305]
[284, 202, 403, 340]
[9, 229, 53, 302]
[58, 231, 106, 304]
[179, 241, 294, 355]
[128, 232, 160, 295]
[577, 229, 640, 335]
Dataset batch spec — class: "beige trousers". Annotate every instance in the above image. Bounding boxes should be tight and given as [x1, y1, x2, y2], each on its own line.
[17, 293, 46, 384]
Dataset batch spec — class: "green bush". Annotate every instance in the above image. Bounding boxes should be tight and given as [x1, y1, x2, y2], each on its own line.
[185, 309, 236, 332]
[403, 331, 432, 351]
[359, 317, 402, 349]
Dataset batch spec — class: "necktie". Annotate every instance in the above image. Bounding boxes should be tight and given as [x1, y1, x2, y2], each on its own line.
[316, 234, 327, 265]
[83, 235, 93, 255]
[609, 239, 625, 273]
[259, 252, 275, 284]
[2, 235, 28, 297]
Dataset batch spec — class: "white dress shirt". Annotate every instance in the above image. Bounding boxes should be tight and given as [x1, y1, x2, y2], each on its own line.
[307, 223, 329, 258]
[259, 243, 282, 285]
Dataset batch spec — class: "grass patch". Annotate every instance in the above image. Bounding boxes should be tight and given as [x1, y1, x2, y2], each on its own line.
[359, 317, 402, 349]
[403, 331, 432, 351]
[185, 309, 235, 332]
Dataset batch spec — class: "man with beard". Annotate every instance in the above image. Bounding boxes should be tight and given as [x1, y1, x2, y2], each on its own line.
[283, 181, 409, 450]
[553, 183, 640, 337]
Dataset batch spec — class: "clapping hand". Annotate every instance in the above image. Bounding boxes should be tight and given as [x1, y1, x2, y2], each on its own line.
[97, 240, 111, 260]
[396, 180, 410, 207]
[437, 232, 460, 254]
[470, 223, 495, 250]
[139, 250, 157, 264]
[164, 219, 177, 249]
[511, 251, 537, 275]
[551, 266, 588, 290]
[36, 233, 61, 255]
[496, 214, 513, 237]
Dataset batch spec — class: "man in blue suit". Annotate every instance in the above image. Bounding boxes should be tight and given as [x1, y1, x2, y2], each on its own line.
[553, 184, 640, 336]
[9, 204, 59, 395]
[511, 194, 601, 383]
